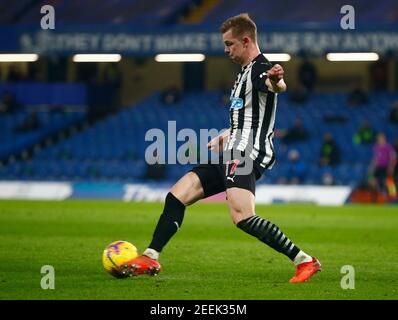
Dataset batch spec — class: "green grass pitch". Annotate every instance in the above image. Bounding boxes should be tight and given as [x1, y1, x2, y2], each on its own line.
[0, 200, 397, 300]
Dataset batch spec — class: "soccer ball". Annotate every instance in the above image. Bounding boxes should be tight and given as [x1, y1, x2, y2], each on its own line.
[102, 240, 138, 278]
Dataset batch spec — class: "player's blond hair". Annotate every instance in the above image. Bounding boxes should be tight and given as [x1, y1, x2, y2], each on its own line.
[220, 13, 257, 42]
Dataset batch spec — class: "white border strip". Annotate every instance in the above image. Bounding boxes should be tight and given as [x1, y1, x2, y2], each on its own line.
[0, 182, 73, 200]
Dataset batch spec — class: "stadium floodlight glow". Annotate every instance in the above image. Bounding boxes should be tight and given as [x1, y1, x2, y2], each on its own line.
[72, 54, 122, 62]
[326, 52, 379, 61]
[263, 53, 291, 62]
[155, 54, 206, 62]
[0, 54, 39, 62]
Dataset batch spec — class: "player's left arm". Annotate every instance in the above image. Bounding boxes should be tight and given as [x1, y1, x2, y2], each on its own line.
[266, 64, 287, 93]
[207, 128, 230, 151]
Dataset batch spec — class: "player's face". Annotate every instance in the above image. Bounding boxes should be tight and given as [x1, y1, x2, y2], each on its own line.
[223, 30, 245, 65]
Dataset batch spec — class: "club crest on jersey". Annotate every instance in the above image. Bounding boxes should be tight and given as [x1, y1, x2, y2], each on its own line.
[230, 97, 244, 110]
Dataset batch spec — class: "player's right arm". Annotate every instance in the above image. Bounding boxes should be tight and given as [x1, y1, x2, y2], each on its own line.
[207, 128, 231, 151]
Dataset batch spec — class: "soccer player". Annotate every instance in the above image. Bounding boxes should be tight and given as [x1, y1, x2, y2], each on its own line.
[121, 13, 321, 283]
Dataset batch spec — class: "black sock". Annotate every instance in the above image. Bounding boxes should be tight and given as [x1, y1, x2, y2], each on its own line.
[148, 192, 185, 253]
[237, 215, 300, 260]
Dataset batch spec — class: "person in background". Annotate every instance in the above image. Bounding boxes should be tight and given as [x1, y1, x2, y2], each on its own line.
[386, 138, 398, 200]
[160, 85, 182, 105]
[280, 149, 307, 185]
[298, 58, 318, 92]
[321, 172, 335, 186]
[0, 91, 21, 114]
[289, 83, 309, 104]
[353, 120, 375, 145]
[14, 112, 41, 133]
[142, 149, 167, 181]
[277, 118, 309, 145]
[368, 133, 396, 194]
[7, 65, 23, 82]
[394, 139, 398, 183]
[319, 132, 341, 166]
[389, 100, 398, 124]
[347, 86, 369, 107]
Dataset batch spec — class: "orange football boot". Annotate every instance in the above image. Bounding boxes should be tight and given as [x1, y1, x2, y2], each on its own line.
[119, 255, 161, 277]
[289, 257, 321, 283]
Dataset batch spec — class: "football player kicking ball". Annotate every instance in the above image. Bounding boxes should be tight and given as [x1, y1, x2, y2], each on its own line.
[121, 13, 321, 283]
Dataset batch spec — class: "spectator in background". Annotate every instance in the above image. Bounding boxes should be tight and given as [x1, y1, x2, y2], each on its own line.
[298, 58, 318, 92]
[7, 65, 22, 82]
[103, 63, 120, 86]
[279, 149, 307, 185]
[0, 91, 21, 113]
[389, 100, 398, 124]
[322, 114, 347, 123]
[142, 149, 167, 181]
[321, 172, 335, 186]
[347, 85, 369, 107]
[368, 133, 396, 193]
[14, 112, 41, 133]
[319, 132, 341, 166]
[394, 139, 398, 181]
[369, 59, 388, 91]
[143, 163, 167, 180]
[160, 85, 182, 105]
[103, 63, 122, 109]
[353, 120, 375, 145]
[289, 84, 309, 104]
[76, 62, 98, 83]
[276, 118, 309, 145]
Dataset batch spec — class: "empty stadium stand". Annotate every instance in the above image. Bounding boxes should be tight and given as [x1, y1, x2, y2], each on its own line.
[1, 91, 396, 186]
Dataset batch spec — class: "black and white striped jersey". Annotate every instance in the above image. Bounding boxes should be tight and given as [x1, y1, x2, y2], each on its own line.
[225, 53, 277, 169]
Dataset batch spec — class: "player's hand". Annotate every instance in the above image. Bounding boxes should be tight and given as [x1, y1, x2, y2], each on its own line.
[267, 64, 284, 84]
[207, 136, 223, 151]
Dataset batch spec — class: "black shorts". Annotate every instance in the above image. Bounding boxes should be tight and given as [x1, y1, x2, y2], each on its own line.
[190, 156, 264, 198]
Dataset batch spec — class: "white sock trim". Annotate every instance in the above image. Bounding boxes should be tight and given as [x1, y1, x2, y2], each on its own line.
[143, 248, 160, 260]
[293, 250, 312, 266]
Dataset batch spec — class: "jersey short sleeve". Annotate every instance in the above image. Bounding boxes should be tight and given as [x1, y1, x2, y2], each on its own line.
[251, 57, 273, 93]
